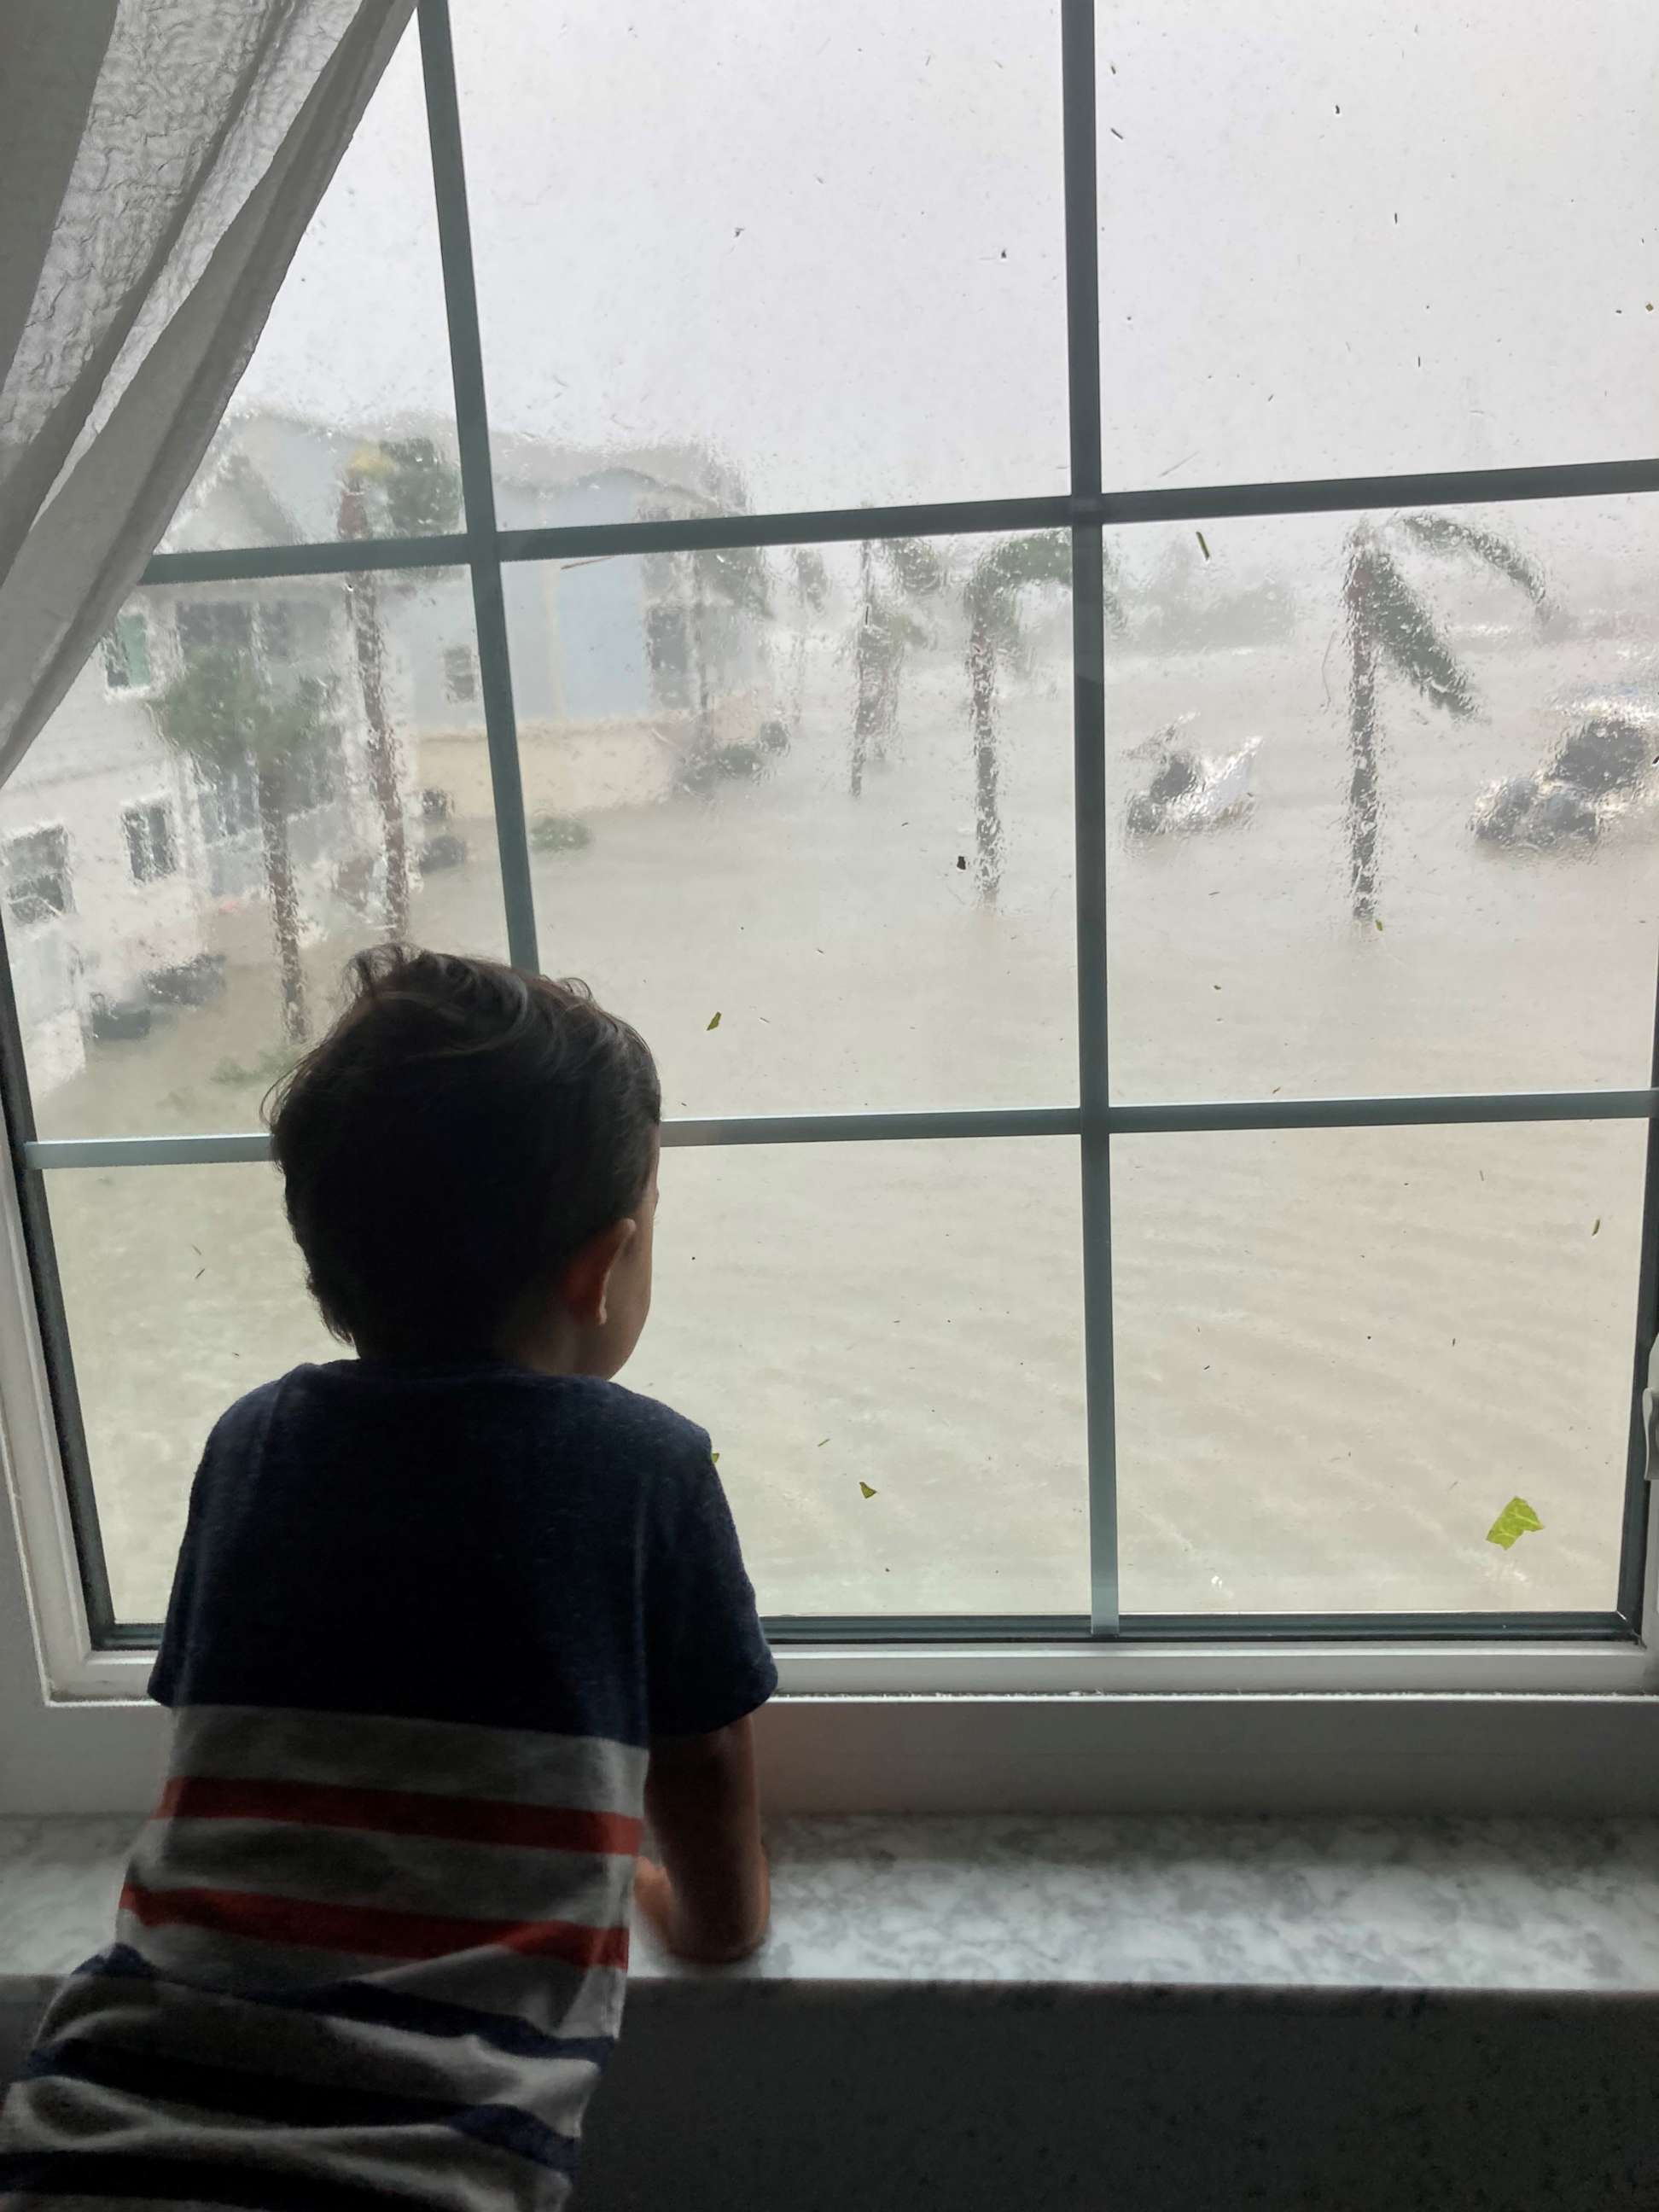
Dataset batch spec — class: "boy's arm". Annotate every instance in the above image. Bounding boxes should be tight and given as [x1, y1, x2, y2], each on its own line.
[637, 1714, 770, 1964]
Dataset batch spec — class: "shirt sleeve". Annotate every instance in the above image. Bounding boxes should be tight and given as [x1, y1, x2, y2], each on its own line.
[644, 1447, 777, 1739]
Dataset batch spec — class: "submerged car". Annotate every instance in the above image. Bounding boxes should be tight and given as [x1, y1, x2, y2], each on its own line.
[1471, 689, 1659, 851]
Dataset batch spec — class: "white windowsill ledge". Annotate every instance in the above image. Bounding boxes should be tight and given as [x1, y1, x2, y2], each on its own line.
[3, 1813, 1658, 2005]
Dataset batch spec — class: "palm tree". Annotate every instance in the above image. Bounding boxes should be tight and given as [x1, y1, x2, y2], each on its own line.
[336, 437, 463, 934]
[685, 544, 771, 747]
[850, 536, 946, 796]
[786, 548, 829, 733]
[961, 534, 1126, 903]
[1342, 512, 1550, 921]
[151, 644, 338, 1043]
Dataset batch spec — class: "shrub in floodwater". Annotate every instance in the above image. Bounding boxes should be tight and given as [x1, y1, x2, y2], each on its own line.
[530, 814, 593, 853]
[212, 1044, 300, 1089]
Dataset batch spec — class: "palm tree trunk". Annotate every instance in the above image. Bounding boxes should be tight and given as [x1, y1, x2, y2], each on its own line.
[1346, 614, 1381, 923]
[967, 613, 1003, 905]
[256, 765, 308, 1043]
[851, 540, 877, 799]
[345, 568, 409, 936]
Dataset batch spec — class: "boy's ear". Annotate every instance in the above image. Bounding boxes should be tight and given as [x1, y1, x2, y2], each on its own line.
[561, 1217, 637, 1326]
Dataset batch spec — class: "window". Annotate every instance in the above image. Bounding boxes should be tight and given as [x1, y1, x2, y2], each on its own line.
[122, 803, 178, 887]
[4, 828, 73, 928]
[101, 610, 152, 694]
[4, 0, 1659, 1721]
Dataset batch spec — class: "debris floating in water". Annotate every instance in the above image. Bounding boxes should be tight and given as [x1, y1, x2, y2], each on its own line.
[706, 1011, 721, 1031]
[859, 1481, 877, 1499]
[1486, 1496, 1543, 1550]
[1592, 1217, 1601, 1236]
[818, 1437, 830, 1448]
[1196, 530, 1211, 561]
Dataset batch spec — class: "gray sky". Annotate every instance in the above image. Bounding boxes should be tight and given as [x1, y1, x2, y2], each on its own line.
[236, 0, 1659, 518]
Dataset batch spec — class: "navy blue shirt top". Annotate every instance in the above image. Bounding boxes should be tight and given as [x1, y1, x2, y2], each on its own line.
[151, 1359, 777, 1745]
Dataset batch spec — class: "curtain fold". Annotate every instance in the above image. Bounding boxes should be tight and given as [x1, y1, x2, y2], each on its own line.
[0, 0, 416, 787]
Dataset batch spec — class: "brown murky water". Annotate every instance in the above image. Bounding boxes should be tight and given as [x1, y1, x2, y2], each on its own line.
[34, 594, 1659, 1626]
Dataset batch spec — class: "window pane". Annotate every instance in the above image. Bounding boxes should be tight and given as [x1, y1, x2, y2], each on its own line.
[157, 27, 458, 554]
[505, 535, 1077, 1115]
[1099, 3, 1659, 485]
[626, 1139, 1087, 1615]
[1103, 499, 1659, 1103]
[2, 579, 509, 1138]
[46, 1164, 332, 1625]
[457, 0, 1068, 521]
[1114, 1121, 1642, 1615]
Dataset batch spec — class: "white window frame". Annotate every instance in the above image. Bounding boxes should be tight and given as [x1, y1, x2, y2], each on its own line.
[4, 0, 1659, 1814]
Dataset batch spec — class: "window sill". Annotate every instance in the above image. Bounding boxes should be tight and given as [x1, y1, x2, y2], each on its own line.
[3, 1810, 1657, 2004]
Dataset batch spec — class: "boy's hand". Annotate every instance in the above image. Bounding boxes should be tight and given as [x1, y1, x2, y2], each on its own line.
[638, 1715, 771, 1964]
[633, 1854, 768, 1965]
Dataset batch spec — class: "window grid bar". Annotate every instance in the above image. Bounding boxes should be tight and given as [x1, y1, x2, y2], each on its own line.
[94, 1609, 1631, 1653]
[1059, 0, 1118, 1639]
[135, 456, 1659, 593]
[0, 915, 114, 1641]
[1615, 947, 1659, 1622]
[417, 0, 538, 971]
[25, 1087, 1659, 1174]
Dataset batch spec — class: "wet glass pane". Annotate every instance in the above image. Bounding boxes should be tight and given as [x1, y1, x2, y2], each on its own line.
[1103, 500, 1659, 1103]
[1098, 3, 1659, 486]
[627, 1139, 1087, 1616]
[157, 27, 457, 554]
[456, 0, 1068, 521]
[505, 535, 1076, 1115]
[4, 578, 509, 1139]
[47, 1165, 333, 1625]
[1114, 1121, 1641, 1615]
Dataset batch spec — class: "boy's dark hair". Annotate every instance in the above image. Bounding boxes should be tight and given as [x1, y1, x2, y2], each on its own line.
[270, 947, 660, 1353]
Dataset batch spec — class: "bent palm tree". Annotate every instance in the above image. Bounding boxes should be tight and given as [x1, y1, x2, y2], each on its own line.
[152, 644, 338, 1044]
[962, 534, 1125, 903]
[336, 438, 463, 934]
[1342, 512, 1550, 921]
[850, 536, 946, 797]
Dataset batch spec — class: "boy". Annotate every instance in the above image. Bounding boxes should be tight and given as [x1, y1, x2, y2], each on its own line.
[1, 947, 775, 2208]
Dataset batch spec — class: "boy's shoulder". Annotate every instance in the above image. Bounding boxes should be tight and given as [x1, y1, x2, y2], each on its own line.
[205, 1362, 712, 1474]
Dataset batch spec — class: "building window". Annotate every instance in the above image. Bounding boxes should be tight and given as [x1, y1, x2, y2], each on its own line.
[101, 611, 152, 694]
[2, 0, 1657, 1713]
[3, 827, 72, 927]
[443, 643, 478, 702]
[122, 802, 178, 886]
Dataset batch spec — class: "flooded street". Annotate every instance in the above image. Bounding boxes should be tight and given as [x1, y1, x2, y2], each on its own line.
[36, 585, 1658, 1627]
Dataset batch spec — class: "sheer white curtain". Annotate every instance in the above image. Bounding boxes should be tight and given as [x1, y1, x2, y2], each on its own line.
[0, 0, 416, 783]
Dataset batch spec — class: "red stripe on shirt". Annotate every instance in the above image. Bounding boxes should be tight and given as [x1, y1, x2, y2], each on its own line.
[119, 1881, 631, 1968]
[156, 1775, 642, 1858]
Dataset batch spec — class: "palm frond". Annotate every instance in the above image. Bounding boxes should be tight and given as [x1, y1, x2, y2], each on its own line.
[1348, 545, 1476, 717]
[1395, 512, 1551, 617]
[878, 536, 947, 599]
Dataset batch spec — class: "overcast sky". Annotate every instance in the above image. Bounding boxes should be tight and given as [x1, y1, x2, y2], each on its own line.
[236, 0, 1658, 520]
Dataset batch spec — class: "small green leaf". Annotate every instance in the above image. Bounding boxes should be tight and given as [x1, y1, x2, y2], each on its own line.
[1486, 1496, 1544, 1550]
[859, 1481, 877, 1499]
[707, 1011, 722, 1031]
[1375, 917, 1384, 932]
[1196, 530, 1211, 561]
[710, 1452, 719, 1465]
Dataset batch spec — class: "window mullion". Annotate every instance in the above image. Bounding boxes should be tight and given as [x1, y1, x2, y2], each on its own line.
[416, 0, 538, 971]
[1060, 0, 1118, 1636]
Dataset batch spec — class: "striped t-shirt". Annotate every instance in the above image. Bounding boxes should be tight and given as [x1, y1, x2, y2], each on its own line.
[0, 1359, 777, 2209]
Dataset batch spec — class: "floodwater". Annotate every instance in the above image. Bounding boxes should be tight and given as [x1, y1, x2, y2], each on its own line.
[34, 591, 1659, 1626]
